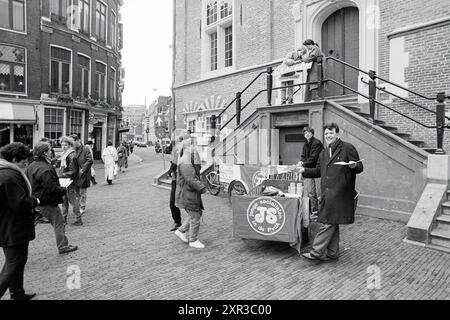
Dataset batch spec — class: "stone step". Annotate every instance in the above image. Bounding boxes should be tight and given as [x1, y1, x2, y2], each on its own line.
[407, 140, 426, 148]
[441, 201, 450, 213]
[342, 105, 361, 112]
[379, 125, 398, 132]
[423, 148, 437, 154]
[437, 214, 450, 223]
[430, 227, 450, 248]
[435, 219, 450, 233]
[393, 132, 411, 139]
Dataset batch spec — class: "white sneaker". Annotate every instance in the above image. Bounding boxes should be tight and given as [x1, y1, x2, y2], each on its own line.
[189, 240, 205, 249]
[174, 230, 188, 243]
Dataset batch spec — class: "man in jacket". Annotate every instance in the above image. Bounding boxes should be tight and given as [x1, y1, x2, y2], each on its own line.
[71, 134, 93, 219]
[0, 143, 39, 300]
[59, 136, 81, 225]
[298, 127, 324, 241]
[26, 142, 78, 255]
[298, 123, 363, 261]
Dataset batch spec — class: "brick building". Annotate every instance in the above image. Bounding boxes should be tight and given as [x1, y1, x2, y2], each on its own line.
[0, 0, 124, 160]
[173, 0, 450, 153]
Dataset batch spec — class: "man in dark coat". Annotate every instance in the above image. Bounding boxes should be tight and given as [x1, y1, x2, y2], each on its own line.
[298, 123, 363, 261]
[26, 142, 78, 255]
[0, 143, 39, 300]
[71, 134, 93, 220]
[298, 127, 324, 244]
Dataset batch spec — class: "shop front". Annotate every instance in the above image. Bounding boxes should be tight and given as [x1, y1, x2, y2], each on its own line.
[0, 101, 37, 148]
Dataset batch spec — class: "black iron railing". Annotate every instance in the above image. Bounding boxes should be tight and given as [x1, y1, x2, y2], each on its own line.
[211, 55, 449, 154]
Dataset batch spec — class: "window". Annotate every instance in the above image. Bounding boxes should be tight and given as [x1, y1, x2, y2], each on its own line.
[107, 116, 115, 143]
[50, 46, 71, 94]
[203, 0, 233, 73]
[95, 1, 107, 42]
[70, 110, 83, 137]
[95, 61, 106, 99]
[108, 11, 116, 48]
[206, 115, 221, 130]
[44, 108, 64, 146]
[224, 26, 232, 67]
[0, 0, 25, 32]
[220, 0, 232, 18]
[80, 0, 90, 34]
[206, 0, 217, 25]
[188, 120, 196, 133]
[210, 32, 217, 71]
[109, 67, 116, 103]
[0, 44, 25, 93]
[77, 54, 90, 98]
[50, 0, 68, 23]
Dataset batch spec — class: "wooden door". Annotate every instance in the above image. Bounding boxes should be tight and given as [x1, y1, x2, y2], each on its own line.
[279, 127, 306, 165]
[321, 7, 359, 97]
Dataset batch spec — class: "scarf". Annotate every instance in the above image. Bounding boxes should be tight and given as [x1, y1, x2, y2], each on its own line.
[60, 147, 75, 169]
[0, 158, 32, 196]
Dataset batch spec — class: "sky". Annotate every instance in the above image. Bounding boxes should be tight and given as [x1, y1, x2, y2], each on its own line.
[121, 0, 173, 107]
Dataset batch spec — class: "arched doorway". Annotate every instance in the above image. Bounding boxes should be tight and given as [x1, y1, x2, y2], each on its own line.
[321, 6, 359, 97]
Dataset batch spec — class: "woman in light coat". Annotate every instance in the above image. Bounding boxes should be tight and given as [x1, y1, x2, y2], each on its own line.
[101, 141, 118, 185]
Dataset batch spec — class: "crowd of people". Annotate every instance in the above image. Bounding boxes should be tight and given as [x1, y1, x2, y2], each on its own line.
[0, 134, 137, 300]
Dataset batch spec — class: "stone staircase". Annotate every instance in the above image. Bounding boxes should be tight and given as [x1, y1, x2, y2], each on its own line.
[429, 192, 450, 252]
[331, 96, 437, 154]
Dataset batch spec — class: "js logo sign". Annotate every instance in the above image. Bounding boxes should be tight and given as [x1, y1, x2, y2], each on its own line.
[252, 171, 267, 188]
[247, 197, 285, 235]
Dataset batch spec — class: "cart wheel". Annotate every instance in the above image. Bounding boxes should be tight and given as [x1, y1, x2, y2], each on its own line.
[228, 180, 247, 203]
[205, 172, 221, 196]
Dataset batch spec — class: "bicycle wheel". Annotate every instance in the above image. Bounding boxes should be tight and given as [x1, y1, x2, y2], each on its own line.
[228, 180, 247, 203]
[205, 172, 221, 196]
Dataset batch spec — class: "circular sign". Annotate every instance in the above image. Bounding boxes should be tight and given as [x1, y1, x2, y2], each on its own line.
[246, 197, 286, 236]
[252, 170, 267, 187]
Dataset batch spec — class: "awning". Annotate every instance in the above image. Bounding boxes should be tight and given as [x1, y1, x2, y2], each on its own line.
[0, 102, 37, 124]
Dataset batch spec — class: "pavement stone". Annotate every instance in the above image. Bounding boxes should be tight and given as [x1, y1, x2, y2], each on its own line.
[1, 148, 450, 300]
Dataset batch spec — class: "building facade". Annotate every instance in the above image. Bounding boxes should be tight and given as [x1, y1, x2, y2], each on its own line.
[173, 0, 450, 154]
[0, 0, 124, 160]
[122, 105, 146, 142]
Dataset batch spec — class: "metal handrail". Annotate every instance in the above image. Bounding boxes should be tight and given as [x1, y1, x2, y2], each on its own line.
[326, 79, 436, 129]
[219, 81, 321, 131]
[327, 56, 444, 101]
[360, 77, 450, 121]
[216, 70, 268, 119]
[326, 56, 371, 77]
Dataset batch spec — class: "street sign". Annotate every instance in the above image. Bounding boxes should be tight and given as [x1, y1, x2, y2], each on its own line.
[155, 115, 166, 128]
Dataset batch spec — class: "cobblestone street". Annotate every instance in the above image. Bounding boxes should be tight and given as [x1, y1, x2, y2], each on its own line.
[1, 147, 449, 300]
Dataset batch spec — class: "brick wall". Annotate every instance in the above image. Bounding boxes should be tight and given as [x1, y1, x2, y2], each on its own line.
[0, 0, 41, 100]
[378, 0, 450, 150]
[174, 0, 296, 130]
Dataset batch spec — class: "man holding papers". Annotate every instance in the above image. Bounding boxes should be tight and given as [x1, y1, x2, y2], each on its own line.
[297, 123, 363, 262]
[26, 142, 78, 255]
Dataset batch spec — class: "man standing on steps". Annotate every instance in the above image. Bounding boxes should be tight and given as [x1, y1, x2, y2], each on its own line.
[71, 134, 93, 221]
[297, 123, 363, 262]
[168, 129, 191, 231]
[297, 127, 324, 244]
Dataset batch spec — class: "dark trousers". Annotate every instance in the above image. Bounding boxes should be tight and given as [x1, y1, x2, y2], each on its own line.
[170, 180, 181, 225]
[0, 242, 29, 299]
